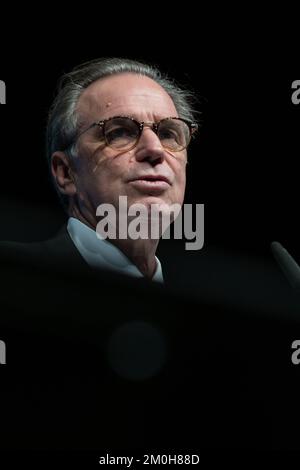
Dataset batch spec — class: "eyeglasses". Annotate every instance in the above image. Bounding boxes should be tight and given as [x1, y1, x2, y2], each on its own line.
[70, 115, 198, 153]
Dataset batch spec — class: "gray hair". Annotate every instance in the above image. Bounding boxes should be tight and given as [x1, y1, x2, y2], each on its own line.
[46, 57, 199, 209]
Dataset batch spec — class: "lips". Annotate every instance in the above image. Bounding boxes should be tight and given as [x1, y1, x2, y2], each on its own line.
[128, 174, 171, 193]
[130, 175, 171, 185]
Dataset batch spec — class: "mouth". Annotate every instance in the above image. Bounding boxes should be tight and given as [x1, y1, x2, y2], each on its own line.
[129, 175, 171, 193]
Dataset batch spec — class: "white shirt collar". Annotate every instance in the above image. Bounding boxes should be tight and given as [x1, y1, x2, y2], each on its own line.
[67, 217, 164, 283]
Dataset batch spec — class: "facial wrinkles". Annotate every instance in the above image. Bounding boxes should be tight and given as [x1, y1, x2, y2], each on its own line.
[80, 91, 178, 124]
[85, 128, 186, 178]
[77, 101, 175, 173]
[76, 76, 183, 178]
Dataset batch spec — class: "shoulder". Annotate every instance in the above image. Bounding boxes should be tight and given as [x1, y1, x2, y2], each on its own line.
[0, 238, 46, 263]
[0, 226, 90, 273]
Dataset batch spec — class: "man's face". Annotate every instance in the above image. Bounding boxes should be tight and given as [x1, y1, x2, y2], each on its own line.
[71, 73, 187, 220]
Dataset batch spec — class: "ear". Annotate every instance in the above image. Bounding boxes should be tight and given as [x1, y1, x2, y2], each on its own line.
[51, 151, 77, 197]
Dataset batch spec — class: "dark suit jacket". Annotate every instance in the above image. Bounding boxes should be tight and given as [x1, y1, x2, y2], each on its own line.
[0, 225, 184, 450]
[0, 225, 94, 276]
[0, 223, 299, 312]
[1, 225, 300, 451]
[0, 224, 175, 287]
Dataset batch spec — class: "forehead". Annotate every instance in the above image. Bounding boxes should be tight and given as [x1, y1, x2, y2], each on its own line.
[76, 73, 178, 122]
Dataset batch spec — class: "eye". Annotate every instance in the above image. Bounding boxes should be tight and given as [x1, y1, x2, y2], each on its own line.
[106, 126, 136, 142]
[159, 128, 178, 140]
[104, 118, 139, 148]
[159, 127, 183, 145]
[158, 119, 190, 148]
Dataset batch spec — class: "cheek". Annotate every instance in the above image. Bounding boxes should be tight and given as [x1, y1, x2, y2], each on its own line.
[79, 149, 117, 180]
[177, 183, 186, 205]
[168, 173, 186, 206]
[177, 167, 187, 199]
[174, 163, 187, 189]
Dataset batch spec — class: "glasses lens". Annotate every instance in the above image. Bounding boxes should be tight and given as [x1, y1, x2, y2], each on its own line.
[104, 117, 139, 149]
[158, 118, 190, 151]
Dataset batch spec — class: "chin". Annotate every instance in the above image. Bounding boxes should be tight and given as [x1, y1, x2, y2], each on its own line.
[130, 196, 173, 209]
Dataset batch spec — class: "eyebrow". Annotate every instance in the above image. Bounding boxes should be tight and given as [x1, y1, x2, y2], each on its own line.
[95, 114, 178, 123]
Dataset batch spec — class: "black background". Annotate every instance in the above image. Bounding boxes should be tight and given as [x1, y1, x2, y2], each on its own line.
[1, 16, 300, 459]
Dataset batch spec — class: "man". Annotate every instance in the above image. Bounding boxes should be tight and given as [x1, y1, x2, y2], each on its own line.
[48, 57, 198, 280]
[2, 59, 300, 453]
[0, 60, 203, 450]
[0, 58, 198, 282]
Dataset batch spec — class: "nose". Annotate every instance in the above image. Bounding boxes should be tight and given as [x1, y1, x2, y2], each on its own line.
[134, 126, 166, 165]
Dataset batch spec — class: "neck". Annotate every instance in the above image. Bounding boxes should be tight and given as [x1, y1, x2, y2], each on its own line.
[69, 205, 159, 279]
[109, 238, 159, 279]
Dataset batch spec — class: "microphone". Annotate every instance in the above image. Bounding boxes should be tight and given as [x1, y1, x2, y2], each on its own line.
[271, 241, 300, 292]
